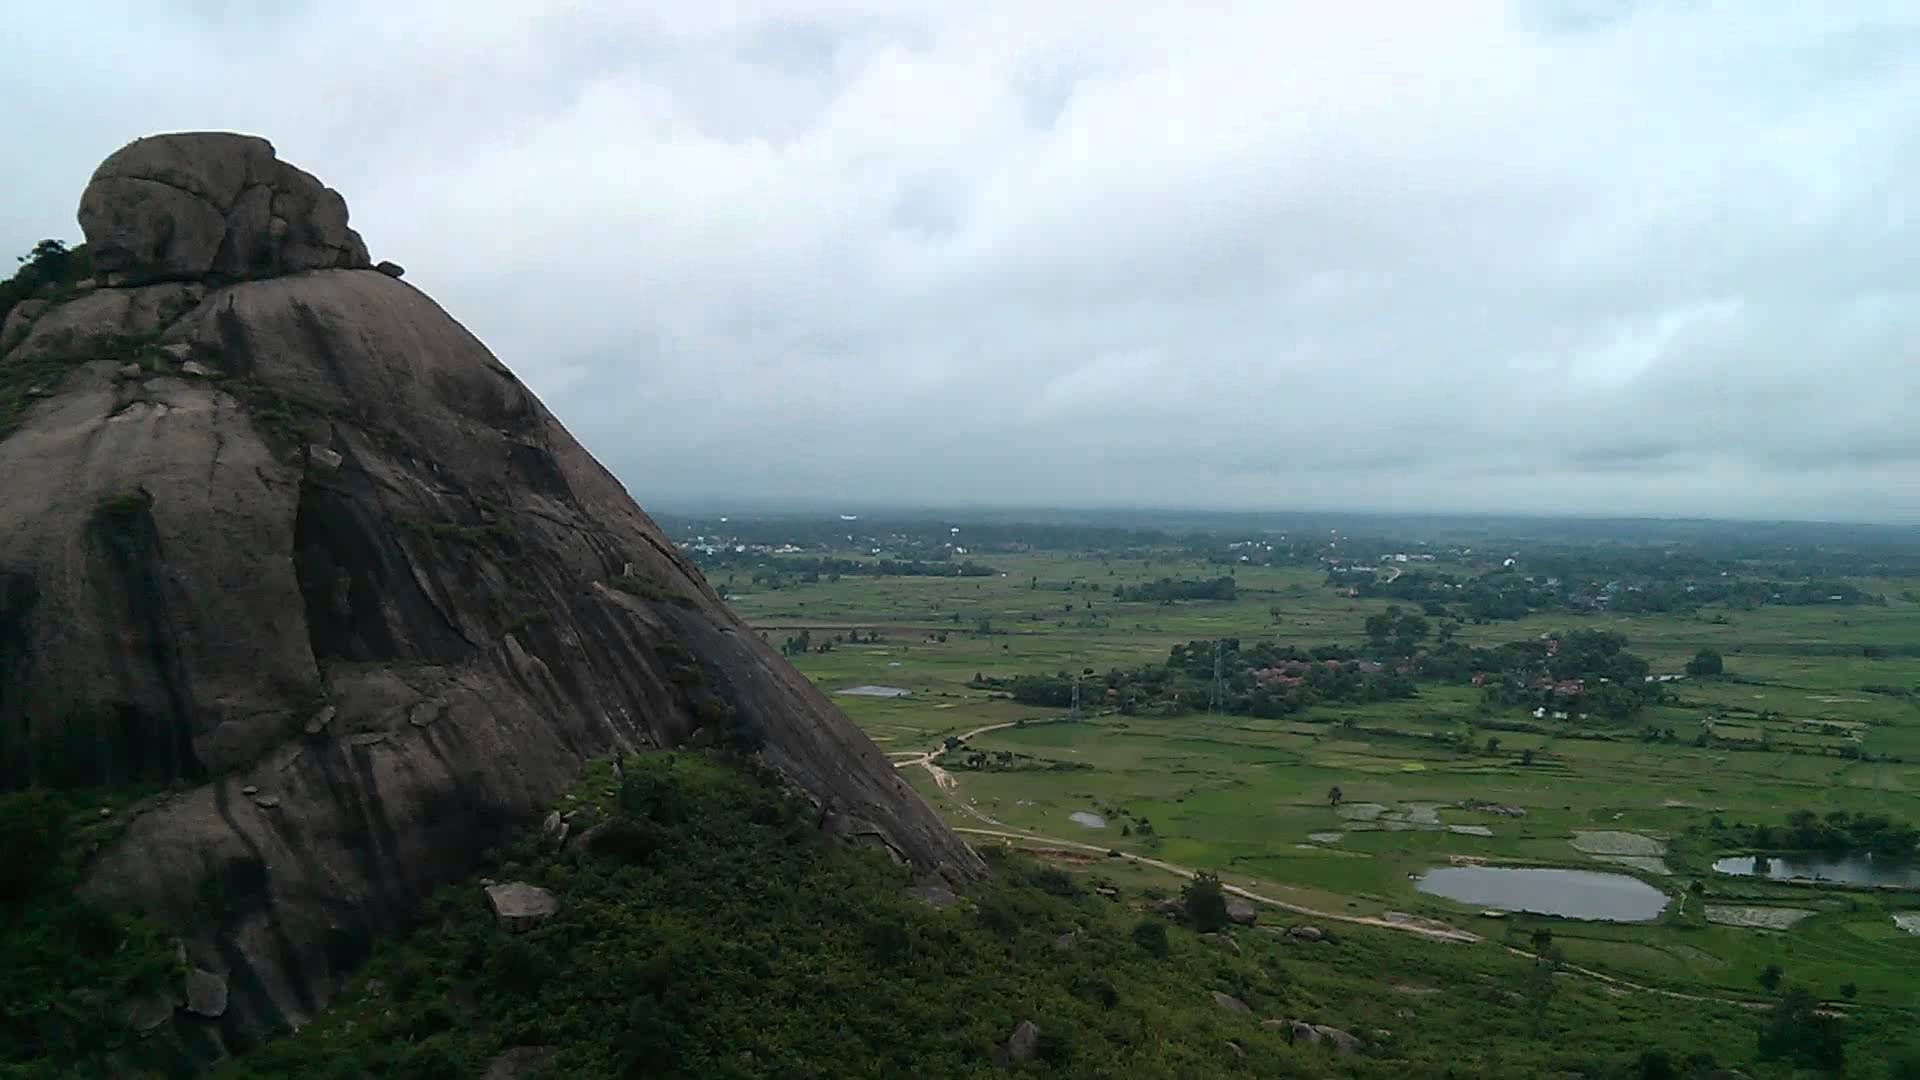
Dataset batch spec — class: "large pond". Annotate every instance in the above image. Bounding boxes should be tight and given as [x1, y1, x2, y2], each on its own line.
[1712, 854, 1920, 888]
[1415, 866, 1669, 922]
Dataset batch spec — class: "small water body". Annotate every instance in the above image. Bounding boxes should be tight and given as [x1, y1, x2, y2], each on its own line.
[1711, 853, 1920, 888]
[834, 685, 911, 698]
[1415, 866, 1669, 922]
[1068, 811, 1106, 829]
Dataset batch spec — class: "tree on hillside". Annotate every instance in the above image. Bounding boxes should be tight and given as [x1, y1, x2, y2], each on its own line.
[1524, 929, 1563, 1035]
[1327, 785, 1343, 807]
[1686, 648, 1724, 676]
[1757, 986, 1845, 1071]
[0, 239, 90, 330]
[1181, 872, 1230, 932]
[1757, 963, 1783, 992]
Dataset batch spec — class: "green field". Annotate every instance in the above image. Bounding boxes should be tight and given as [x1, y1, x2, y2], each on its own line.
[718, 544, 1920, 1068]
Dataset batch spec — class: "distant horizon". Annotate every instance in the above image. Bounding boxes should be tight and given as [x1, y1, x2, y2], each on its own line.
[641, 497, 1920, 533]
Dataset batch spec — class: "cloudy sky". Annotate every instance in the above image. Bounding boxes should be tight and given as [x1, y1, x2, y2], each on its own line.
[6, 2, 1918, 522]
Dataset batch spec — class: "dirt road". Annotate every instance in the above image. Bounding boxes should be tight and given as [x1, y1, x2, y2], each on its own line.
[956, 825, 1481, 942]
[892, 716, 1475, 941]
[895, 711, 1818, 1012]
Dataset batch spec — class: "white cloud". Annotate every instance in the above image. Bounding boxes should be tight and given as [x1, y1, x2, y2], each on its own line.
[5, 0, 1918, 521]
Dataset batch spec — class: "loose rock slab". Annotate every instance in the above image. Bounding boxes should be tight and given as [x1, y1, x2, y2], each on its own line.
[183, 968, 228, 1017]
[1211, 990, 1251, 1014]
[908, 883, 958, 910]
[483, 1046, 557, 1080]
[485, 882, 559, 933]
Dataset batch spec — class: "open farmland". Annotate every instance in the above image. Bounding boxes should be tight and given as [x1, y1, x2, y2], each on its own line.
[692, 514, 1920, 1067]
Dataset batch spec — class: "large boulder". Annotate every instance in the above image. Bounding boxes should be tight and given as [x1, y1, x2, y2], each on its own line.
[76, 133, 371, 286]
[182, 968, 229, 1018]
[3, 133, 982, 1055]
[1006, 1020, 1040, 1063]
[484, 883, 559, 933]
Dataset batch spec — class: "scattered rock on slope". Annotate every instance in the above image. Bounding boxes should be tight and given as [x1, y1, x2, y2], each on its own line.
[182, 968, 229, 1018]
[1211, 991, 1251, 1014]
[485, 882, 559, 933]
[1, 131, 982, 1055]
[482, 1046, 558, 1080]
[1006, 1020, 1040, 1063]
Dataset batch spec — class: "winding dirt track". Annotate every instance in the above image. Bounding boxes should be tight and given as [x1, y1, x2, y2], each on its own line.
[893, 718, 1477, 942]
[892, 714, 1822, 1012]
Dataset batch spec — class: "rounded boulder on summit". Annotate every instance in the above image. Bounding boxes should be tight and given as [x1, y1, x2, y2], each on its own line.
[0, 132, 980, 1050]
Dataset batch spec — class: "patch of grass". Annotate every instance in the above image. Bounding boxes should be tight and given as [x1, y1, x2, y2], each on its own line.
[613, 571, 694, 608]
[233, 383, 332, 450]
[92, 490, 154, 522]
[403, 519, 525, 557]
[0, 351, 92, 438]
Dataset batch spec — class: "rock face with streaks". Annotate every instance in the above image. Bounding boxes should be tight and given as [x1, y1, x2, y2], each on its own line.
[0, 133, 980, 1056]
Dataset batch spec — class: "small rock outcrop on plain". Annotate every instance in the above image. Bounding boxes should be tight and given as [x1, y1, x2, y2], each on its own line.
[1, 132, 980, 1054]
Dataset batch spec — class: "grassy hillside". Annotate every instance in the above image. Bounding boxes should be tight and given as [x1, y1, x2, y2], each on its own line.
[209, 752, 1871, 1079]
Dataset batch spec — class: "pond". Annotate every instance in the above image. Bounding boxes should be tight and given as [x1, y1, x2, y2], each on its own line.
[834, 685, 911, 698]
[1711, 853, 1920, 888]
[1415, 866, 1669, 922]
[1068, 811, 1106, 829]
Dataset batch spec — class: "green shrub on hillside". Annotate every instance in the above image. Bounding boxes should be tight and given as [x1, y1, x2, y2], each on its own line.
[0, 788, 180, 1077]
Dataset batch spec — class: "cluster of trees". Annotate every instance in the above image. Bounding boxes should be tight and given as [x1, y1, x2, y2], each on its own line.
[1363, 605, 1442, 655]
[1351, 559, 1882, 623]
[995, 637, 1415, 719]
[1110, 576, 1236, 604]
[1415, 628, 1663, 722]
[714, 556, 996, 590]
[1719, 809, 1919, 857]
[1351, 570, 1555, 621]
[0, 239, 90, 332]
[777, 628, 891, 656]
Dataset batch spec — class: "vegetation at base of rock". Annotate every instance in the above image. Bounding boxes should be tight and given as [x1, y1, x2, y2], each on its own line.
[0, 787, 181, 1077]
[208, 751, 1884, 1079]
[1180, 871, 1231, 932]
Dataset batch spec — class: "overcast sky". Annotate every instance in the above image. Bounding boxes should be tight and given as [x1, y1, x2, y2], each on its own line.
[6, 2, 1918, 522]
